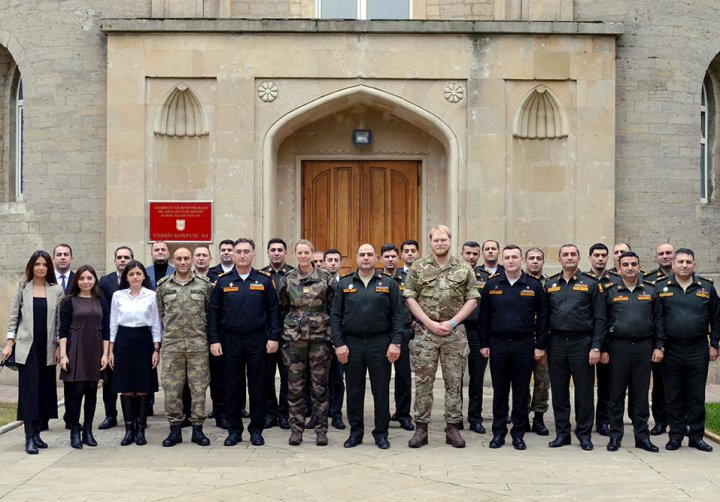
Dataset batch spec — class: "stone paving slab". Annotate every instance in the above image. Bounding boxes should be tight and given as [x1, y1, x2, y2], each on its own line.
[0, 386, 719, 501]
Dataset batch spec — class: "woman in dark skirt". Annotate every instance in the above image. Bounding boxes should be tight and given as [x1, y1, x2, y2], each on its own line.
[2, 250, 64, 454]
[59, 265, 110, 449]
[109, 260, 161, 446]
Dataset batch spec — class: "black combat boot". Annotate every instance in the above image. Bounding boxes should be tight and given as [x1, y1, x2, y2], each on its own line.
[163, 425, 183, 447]
[135, 395, 149, 446]
[120, 395, 136, 446]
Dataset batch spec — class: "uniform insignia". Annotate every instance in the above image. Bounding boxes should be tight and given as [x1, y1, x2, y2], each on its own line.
[223, 286, 239, 293]
[659, 292, 673, 297]
[573, 284, 589, 292]
[696, 291, 710, 299]
[489, 289, 503, 295]
[303, 287, 310, 293]
[663, 286, 668, 291]
[376, 286, 390, 294]
[343, 288, 357, 293]
[520, 290, 535, 297]
[547, 286, 561, 293]
[259, 270, 272, 277]
[348, 284, 354, 289]
[613, 295, 629, 302]
[637, 295, 652, 301]
[249, 283, 265, 291]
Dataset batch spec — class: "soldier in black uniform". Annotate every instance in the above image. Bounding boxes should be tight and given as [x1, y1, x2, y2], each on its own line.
[460, 241, 489, 434]
[604, 252, 664, 453]
[479, 245, 548, 450]
[655, 248, 719, 452]
[586, 242, 616, 437]
[642, 242, 675, 435]
[324, 248, 347, 431]
[208, 238, 282, 447]
[545, 244, 606, 451]
[260, 238, 294, 431]
[380, 243, 415, 431]
[331, 244, 404, 449]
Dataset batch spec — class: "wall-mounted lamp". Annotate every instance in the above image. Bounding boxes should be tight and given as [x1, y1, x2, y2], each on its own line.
[352, 129, 372, 145]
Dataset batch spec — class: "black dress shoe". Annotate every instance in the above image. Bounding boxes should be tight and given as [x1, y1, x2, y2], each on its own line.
[343, 435, 363, 448]
[606, 438, 621, 451]
[224, 432, 242, 446]
[264, 417, 278, 429]
[331, 416, 346, 430]
[650, 423, 666, 436]
[688, 438, 714, 452]
[250, 432, 265, 446]
[375, 437, 390, 449]
[580, 438, 594, 451]
[489, 435, 505, 449]
[278, 418, 290, 430]
[596, 423, 610, 436]
[469, 422, 486, 434]
[512, 437, 527, 450]
[305, 417, 318, 430]
[635, 438, 659, 453]
[33, 433, 48, 449]
[665, 438, 682, 450]
[549, 436, 571, 448]
[399, 418, 415, 431]
[98, 416, 118, 430]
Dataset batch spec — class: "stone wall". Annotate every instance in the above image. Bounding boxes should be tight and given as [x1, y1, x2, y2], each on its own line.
[575, 0, 720, 273]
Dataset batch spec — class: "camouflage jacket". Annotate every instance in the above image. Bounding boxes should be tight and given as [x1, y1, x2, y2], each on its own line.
[278, 266, 333, 342]
[403, 255, 480, 322]
[156, 273, 213, 352]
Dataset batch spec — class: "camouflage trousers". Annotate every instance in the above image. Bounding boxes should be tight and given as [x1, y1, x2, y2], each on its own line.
[409, 325, 469, 424]
[530, 359, 550, 414]
[161, 350, 209, 426]
[282, 340, 332, 433]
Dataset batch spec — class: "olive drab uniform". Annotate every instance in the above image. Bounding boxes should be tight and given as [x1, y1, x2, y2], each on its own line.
[278, 267, 334, 435]
[156, 273, 214, 426]
[527, 273, 550, 419]
[403, 256, 480, 425]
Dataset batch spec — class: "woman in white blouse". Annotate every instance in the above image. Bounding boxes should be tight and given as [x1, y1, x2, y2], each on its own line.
[109, 260, 161, 446]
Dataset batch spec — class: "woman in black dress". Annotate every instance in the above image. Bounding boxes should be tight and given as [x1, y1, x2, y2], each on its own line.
[2, 251, 64, 454]
[59, 265, 110, 449]
[109, 260, 161, 446]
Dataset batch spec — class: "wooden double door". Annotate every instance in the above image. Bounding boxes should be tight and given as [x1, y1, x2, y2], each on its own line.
[302, 160, 420, 273]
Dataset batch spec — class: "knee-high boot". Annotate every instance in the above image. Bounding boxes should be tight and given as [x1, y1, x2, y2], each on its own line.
[135, 394, 149, 446]
[120, 395, 136, 446]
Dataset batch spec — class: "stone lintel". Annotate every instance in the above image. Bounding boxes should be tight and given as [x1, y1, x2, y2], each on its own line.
[99, 18, 623, 37]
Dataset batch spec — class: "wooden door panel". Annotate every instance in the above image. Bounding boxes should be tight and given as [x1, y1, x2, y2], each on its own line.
[303, 160, 419, 274]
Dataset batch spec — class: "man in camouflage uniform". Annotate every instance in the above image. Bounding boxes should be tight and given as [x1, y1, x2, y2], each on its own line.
[404, 225, 479, 448]
[156, 247, 214, 447]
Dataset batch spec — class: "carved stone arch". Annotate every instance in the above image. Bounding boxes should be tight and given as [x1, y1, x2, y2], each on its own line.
[261, 84, 459, 245]
[153, 83, 209, 137]
[513, 85, 568, 139]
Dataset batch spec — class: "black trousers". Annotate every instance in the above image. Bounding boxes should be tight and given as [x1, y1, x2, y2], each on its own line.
[662, 337, 709, 442]
[64, 381, 98, 426]
[345, 335, 391, 440]
[223, 332, 267, 435]
[607, 338, 652, 441]
[595, 362, 610, 425]
[102, 368, 118, 419]
[329, 354, 345, 419]
[548, 334, 595, 440]
[392, 337, 412, 420]
[465, 334, 487, 424]
[650, 362, 666, 425]
[265, 344, 289, 420]
[489, 336, 534, 438]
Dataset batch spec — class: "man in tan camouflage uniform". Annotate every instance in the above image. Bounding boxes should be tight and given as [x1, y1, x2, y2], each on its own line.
[156, 247, 214, 447]
[404, 225, 480, 448]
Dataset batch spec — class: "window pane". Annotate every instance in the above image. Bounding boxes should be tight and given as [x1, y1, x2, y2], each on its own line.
[701, 143, 707, 200]
[321, 0, 357, 19]
[367, 0, 410, 19]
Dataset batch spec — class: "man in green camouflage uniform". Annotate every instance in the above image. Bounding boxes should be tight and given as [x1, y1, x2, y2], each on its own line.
[156, 247, 214, 447]
[404, 225, 479, 448]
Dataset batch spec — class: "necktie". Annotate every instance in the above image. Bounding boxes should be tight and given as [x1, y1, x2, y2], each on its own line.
[61, 275, 67, 291]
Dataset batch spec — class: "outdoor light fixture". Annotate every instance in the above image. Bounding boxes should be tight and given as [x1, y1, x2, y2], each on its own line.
[352, 129, 372, 145]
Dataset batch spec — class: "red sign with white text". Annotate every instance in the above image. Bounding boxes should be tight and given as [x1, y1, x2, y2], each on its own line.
[148, 201, 213, 242]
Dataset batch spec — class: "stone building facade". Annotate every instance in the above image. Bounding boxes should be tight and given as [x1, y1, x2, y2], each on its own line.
[0, 1, 718, 345]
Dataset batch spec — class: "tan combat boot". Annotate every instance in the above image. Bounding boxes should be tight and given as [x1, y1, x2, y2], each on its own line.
[445, 422, 466, 448]
[288, 429, 303, 446]
[316, 430, 328, 446]
[408, 422, 429, 448]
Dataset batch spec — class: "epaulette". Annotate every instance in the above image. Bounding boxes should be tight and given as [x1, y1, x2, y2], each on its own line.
[258, 269, 272, 277]
[489, 272, 501, 279]
[217, 271, 228, 278]
[547, 272, 561, 280]
[340, 271, 354, 279]
[526, 273, 542, 283]
[195, 274, 211, 284]
[380, 272, 394, 278]
[580, 271, 600, 281]
[586, 271, 599, 279]
[698, 275, 714, 283]
[156, 275, 172, 286]
[641, 279, 655, 287]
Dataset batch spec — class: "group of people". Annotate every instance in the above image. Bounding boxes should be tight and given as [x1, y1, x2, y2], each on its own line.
[3, 228, 718, 454]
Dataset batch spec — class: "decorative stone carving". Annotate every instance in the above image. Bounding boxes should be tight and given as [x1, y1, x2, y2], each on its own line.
[258, 80, 279, 102]
[513, 85, 568, 139]
[443, 82, 464, 103]
[153, 83, 208, 137]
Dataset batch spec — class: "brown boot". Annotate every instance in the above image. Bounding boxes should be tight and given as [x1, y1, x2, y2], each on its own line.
[408, 422, 429, 448]
[316, 430, 328, 446]
[445, 422, 466, 448]
[289, 429, 303, 446]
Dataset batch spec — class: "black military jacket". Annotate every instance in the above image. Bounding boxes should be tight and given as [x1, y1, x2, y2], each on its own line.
[208, 268, 282, 343]
[545, 271, 607, 350]
[655, 274, 720, 348]
[478, 271, 549, 350]
[643, 268, 668, 284]
[604, 280, 664, 349]
[330, 271, 405, 347]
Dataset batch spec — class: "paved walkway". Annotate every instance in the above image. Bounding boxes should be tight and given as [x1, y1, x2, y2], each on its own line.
[0, 383, 718, 501]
